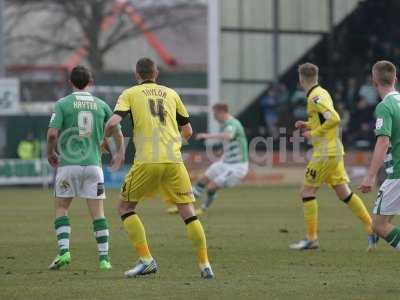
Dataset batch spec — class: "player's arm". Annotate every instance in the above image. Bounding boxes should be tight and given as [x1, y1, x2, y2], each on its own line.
[181, 123, 193, 143]
[47, 128, 59, 168]
[196, 132, 233, 141]
[359, 104, 392, 193]
[103, 116, 125, 171]
[102, 104, 125, 170]
[309, 97, 341, 137]
[197, 123, 236, 141]
[294, 120, 310, 130]
[359, 136, 390, 193]
[175, 92, 193, 143]
[108, 124, 125, 171]
[47, 102, 63, 167]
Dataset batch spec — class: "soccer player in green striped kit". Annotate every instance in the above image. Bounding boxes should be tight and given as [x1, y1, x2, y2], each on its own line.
[360, 60, 400, 250]
[194, 103, 249, 215]
[47, 66, 124, 270]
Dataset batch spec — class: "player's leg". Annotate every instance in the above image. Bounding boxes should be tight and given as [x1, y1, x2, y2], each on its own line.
[193, 161, 224, 199]
[196, 161, 229, 214]
[86, 199, 111, 269]
[162, 163, 214, 278]
[329, 158, 376, 250]
[199, 180, 219, 212]
[119, 200, 157, 278]
[119, 163, 159, 277]
[372, 215, 395, 242]
[289, 185, 320, 250]
[372, 179, 400, 249]
[49, 197, 73, 269]
[192, 175, 210, 198]
[82, 166, 111, 269]
[200, 163, 249, 214]
[49, 166, 76, 269]
[290, 158, 327, 250]
[178, 203, 213, 278]
[332, 184, 375, 240]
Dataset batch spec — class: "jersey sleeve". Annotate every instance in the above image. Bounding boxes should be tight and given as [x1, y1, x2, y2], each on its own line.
[175, 92, 190, 126]
[49, 102, 63, 129]
[309, 94, 341, 137]
[375, 103, 392, 137]
[114, 90, 131, 117]
[223, 124, 237, 139]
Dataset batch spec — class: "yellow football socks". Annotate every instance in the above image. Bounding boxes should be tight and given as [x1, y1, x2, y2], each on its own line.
[343, 193, 373, 234]
[303, 197, 318, 241]
[185, 216, 209, 267]
[122, 212, 153, 263]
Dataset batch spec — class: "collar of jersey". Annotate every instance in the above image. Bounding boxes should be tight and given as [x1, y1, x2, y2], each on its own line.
[72, 91, 91, 95]
[139, 80, 156, 84]
[383, 90, 399, 101]
[306, 84, 319, 98]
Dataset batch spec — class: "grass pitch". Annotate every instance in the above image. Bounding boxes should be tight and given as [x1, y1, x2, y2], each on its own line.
[0, 186, 399, 300]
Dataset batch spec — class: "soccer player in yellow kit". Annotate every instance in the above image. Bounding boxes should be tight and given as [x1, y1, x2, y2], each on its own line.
[104, 58, 214, 278]
[289, 63, 377, 250]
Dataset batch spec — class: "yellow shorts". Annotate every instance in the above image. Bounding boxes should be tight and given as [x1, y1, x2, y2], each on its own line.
[121, 163, 195, 204]
[303, 156, 349, 188]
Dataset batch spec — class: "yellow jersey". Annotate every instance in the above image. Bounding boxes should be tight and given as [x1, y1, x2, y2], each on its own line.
[114, 81, 189, 163]
[306, 85, 344, 157]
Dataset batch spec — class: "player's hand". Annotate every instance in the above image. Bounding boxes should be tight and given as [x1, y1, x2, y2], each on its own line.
[110, 152, 124, 171]
[47, 152, 58, 168]
[302, 131, 312, 140]
[100, 139, 109, 154]
[196, 133, 208, 140]
[295, 120, 307, 129]
[358, 175, 375, 193]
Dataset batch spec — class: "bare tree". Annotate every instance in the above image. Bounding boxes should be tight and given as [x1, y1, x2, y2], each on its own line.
[5, 0, 206, 72]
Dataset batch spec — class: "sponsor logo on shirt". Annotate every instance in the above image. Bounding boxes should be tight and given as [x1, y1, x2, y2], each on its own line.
[312, 96, 321, 104]
[375, 118, 384, 130]
[176, 191, 193, 196]
[50, 113, 56, 124]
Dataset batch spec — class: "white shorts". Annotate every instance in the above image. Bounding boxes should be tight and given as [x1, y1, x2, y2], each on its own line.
[55, 166, 105, 199]
[205, 161, 248, 188]
[373, 179, 400, 215]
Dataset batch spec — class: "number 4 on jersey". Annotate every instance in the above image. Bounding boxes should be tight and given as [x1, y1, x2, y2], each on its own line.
[149, 99, 166, 125]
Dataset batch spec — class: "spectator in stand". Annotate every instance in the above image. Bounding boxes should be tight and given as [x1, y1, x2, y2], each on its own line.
[353, 123, 375, 150]
[359, 74, 378, 106]
[17, 132, 40, 160]
[349, 97, 374, 147]
[290, 84, 307, 121]
[260, 86, 279, 139]
[345, 77, 359, 110]
[336, 101, 350, 145]
[277, 83, 289, 104]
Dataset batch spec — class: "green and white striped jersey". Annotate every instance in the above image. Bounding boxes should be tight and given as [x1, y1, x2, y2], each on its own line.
[221, 118, 248, 164]
[375, 91, 400, 179]
[49, 92, 113, 166]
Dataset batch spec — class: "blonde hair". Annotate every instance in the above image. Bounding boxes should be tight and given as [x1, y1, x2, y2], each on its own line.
[212, 103, 229, 112]
[372, 60, 397, 87]
[298, 63, 319, 84]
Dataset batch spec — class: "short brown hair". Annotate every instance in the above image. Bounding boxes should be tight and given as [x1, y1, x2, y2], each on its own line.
[298, 63, 319, 83]
[372, 60, 397, 86]
[212, 103, 229, 112]
[136, 57, 156, 80]
[70, 65, 91, 89]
